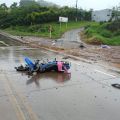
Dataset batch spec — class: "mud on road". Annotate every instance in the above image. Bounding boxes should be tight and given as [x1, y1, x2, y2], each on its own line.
[0, 28, 120, 69]
[15, 28, 120, 69]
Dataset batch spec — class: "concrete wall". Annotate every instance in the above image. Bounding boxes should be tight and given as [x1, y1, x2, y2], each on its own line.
[92, 9, 112, 22]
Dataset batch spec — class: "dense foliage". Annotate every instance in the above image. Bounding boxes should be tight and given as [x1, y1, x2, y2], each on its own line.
[106, 21, 120, 32]
[0, 0, 92, 29]
[5, 21, 93, 38]
[84, 21, 120, 45]
[83, 4, 120, 45]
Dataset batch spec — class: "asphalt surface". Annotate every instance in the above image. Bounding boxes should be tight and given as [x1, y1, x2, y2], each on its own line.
[56, 28, 83, 49]
[0, 46, 120, 120]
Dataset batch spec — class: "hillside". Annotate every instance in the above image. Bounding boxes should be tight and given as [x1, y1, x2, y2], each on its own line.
[37, 0, 58, 7]
[83, 21, 120, 45]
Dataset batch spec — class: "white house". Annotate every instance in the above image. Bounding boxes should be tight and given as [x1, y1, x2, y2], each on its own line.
[92, 9, 112, 22]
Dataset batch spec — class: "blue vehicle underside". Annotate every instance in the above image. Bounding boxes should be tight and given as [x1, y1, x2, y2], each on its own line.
[15, 57, 71, 74]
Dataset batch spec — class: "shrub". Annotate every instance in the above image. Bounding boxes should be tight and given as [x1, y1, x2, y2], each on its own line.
[86, 35, 104, 45]
[28, 24, 43, 32]
[106, 21, 120, 32]
[113, 30, 120, 36]
[84, 25, 91, 29]
[100, 30, 112, 38]
[99, 21, 104, 25]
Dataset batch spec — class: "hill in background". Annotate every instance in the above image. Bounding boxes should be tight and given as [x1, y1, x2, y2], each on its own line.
[37, 0, 59, 7]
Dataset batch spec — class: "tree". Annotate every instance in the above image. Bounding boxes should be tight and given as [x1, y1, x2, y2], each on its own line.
[0, 1, 93, 28]
[0, 3, 8, 11]
[112, 4, 120, 21]
[27, 12, 36, 25]
[10, 2, 18, 9]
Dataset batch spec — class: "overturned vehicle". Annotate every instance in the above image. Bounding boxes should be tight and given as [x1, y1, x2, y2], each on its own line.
[15, 57, 71, 74]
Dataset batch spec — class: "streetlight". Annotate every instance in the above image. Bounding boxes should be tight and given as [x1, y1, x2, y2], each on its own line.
[76, 0, 78, 22]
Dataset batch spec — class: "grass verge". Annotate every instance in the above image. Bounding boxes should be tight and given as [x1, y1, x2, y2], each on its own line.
[83, 22, 120, 46]
[3, 21, 96, 39]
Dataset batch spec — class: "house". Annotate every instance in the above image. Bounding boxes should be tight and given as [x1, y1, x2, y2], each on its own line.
[92, 9, 112, 22]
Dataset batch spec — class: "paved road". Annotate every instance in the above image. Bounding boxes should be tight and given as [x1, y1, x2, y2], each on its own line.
[62, 28, 83, 43]
[0, 28, 83, 49]
[0, 46, 120, 120]
[56, 28, 84, 49]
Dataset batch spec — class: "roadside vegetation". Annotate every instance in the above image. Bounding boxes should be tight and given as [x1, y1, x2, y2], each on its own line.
[4, 21, 95, 38]
[83, 4, 120, 46]
[0, 0, 120, 45]
[0, 0, 92, 38]
[83, 21, 120, 45]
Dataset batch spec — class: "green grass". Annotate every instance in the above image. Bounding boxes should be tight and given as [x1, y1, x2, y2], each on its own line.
[4, 21, 96, 39]
[3, 21, 120, 45]
[84, 22, 120, 46]
[103, 36, 120, 45]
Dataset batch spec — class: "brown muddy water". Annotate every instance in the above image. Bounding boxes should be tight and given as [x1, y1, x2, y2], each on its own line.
[0, 45, 120, 120]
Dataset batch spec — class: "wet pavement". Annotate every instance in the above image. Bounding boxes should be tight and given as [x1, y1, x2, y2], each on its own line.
[56, 28, 83, 49]
[0, 34, 22, 46]
[0, 46, 120, 120]
[20, 28, 84, 49]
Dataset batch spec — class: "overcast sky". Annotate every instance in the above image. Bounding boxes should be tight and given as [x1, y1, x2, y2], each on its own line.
[0, 0, 119, 10]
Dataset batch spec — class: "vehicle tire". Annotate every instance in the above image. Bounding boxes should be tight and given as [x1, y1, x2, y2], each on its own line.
[111, 84, 120, 89]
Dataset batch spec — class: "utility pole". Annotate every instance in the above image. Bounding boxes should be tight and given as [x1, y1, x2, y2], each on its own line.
[75, 0, 78, 22]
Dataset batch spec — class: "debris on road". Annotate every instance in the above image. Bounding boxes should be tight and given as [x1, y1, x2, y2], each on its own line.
[101, 45, 111, 49]
[62, 56, 70, 59]
[79, 43, 85, 49]
[15, 57, 71, 75]
[52, 42, 56, 46]
[111, 84, 120, 89]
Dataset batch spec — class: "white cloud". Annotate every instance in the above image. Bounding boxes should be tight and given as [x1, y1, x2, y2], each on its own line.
[0, 0, 119, 10]
[0, 0, 20, 6]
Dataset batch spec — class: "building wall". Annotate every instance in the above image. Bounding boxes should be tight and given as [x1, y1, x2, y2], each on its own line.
[92, 9, 112, 22]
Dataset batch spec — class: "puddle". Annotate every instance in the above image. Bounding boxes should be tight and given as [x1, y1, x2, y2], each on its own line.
[26, 72, 71, 87]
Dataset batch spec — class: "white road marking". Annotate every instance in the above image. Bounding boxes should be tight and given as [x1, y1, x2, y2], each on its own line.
[39, 52, 117, 78]
[41, 51, 48, 54]
[69, 60, 81, 66]
[94, 69, 116, 78]
[70, 60, 117, 78]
